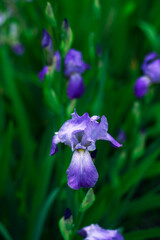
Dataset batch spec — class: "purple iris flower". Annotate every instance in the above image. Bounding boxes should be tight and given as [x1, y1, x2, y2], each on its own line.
[134, 76, 151, 98]
[78, 224, 124, 240]
[67, 73, 85, 99]
[54, 50, 61, 72]
[143, 58, 160, 83]
[64, 49, 90, 99]
[50, 110, 122, 190]
[134, 52, 160, 98]
[141, 52, 158, 73]
[38, 66, 49, 82]
[64, 49, 90, 77]
[42, 29, 53, 52]
[12, 43, 24, 55]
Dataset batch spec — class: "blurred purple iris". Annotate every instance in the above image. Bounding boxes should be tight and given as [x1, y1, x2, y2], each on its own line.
[42, 28, 53, 52]
[38, 29, 61, 81]
[50, 110, 122, 190]
[134, 52, 160, 98]
[64, 49, 90, 99]
[134, 76, 151, 98]
[38, 66, 49, 82]
[78, 224, 124, 240]
[12, 43, 24, 55]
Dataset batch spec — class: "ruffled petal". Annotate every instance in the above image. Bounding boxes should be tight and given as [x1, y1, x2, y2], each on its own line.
[58, 111, 90, 149]
[66, 150, 98, 190]
[83, 115, 122, 148]
[50, 134, 60, 156]
[67, 73, 85, 99]
[78, 224, 124, 240]
[134, 76, 151, 98]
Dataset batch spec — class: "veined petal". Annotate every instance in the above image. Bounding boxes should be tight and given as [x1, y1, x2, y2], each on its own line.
[66, 150, 98, 190]
[58, 111, 90, 148]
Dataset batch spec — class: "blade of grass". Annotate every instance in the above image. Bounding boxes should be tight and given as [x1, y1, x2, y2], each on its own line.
[124, 227, 160, 240]
[0, 121, 14, 195]
[32, 187, 60, 240]
[0, 223, 13, 240]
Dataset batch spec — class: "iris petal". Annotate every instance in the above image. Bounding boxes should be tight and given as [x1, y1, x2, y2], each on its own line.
[50, 135, 60, 156]
[83, 115, 122, 148]
[143, 59, 160, 82]
[134, 76, 151, 98]
[67, 73, 85, 99]
[66, 150, 98, 190]
[78, 224, 124, 240]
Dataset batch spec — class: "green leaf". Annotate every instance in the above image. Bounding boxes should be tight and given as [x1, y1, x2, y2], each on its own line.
[138, 21, 159, 50]
[44, 87, 61, 114]
[32, 188, 60, 240]
[124, 228, 160, 240]
[79, 188, 95, 212]
[45, 2, 57, 27]
[0, 223, 13, 240]
[0, 122, 14, 195]
[59, 214, 73, 240]
[60, 19, 73, 56]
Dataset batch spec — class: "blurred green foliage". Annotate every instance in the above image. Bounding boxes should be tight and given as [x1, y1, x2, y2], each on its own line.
[0, 0, 160, 239]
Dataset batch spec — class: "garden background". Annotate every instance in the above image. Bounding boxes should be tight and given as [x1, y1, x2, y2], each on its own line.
[0, 0, 160, 239]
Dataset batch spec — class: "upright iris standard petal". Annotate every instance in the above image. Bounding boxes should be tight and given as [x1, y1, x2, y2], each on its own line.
[134, 76, 151, 98]
[78, 224, 124, 240]
[64, 49, 90, 76]
[67, 73, 85, 99]
[141, 52, 158, 73]
[38, 66, 49, 82]
[143, 59, 160, 82]
[66, 150, 98, 190]
[57, 112, 91, 151]
[42, 29, 53, 52]
[50, 110, 122, 153]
